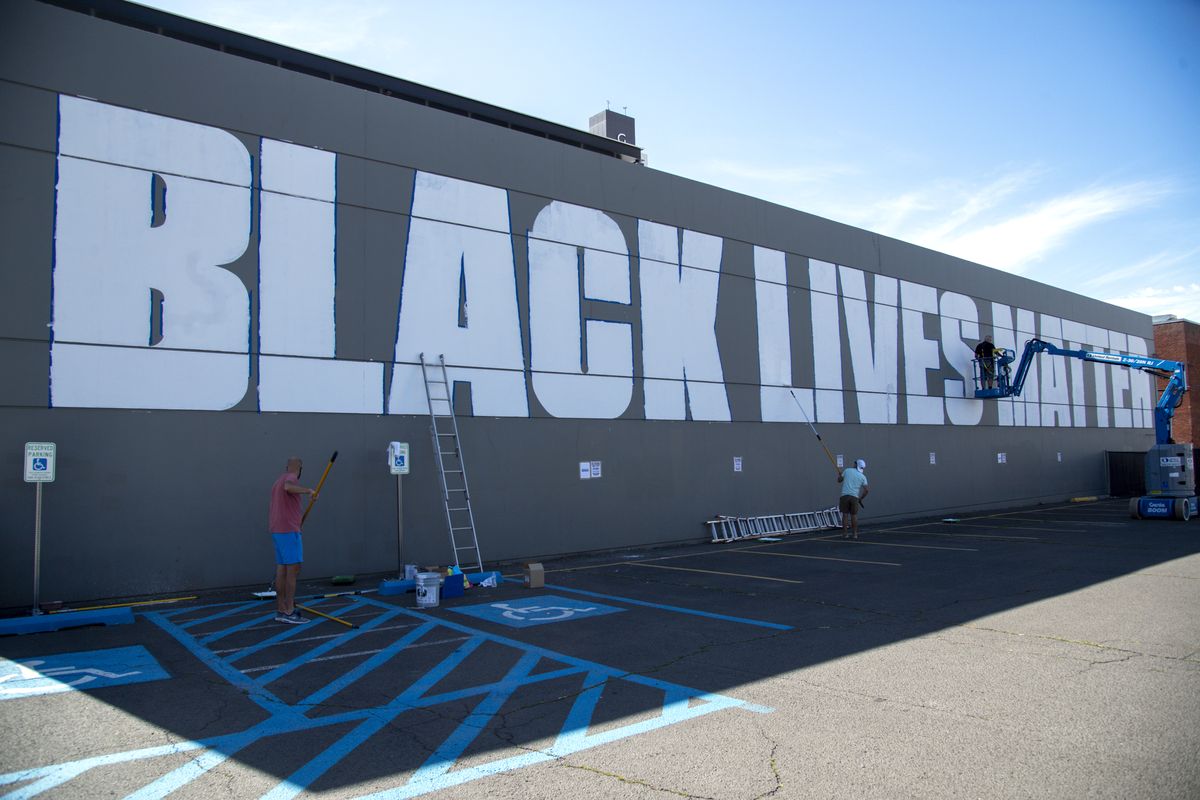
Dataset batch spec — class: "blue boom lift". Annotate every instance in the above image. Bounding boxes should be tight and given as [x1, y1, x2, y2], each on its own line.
[974, 338, 1196, 521]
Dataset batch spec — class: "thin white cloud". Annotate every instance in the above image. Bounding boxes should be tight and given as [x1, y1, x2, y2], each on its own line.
[870, 190, 939, 237]
[911, 168, 1044, 244]
[1100, 283, 1200, 323]
[1081, 246, 1200, 291]
[698, 165, 1170, 287]
[727, 165, 1191, 320]
[909, 180, 1172, 272]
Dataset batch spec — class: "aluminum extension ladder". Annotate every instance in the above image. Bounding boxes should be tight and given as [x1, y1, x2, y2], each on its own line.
[419, 353, 483, 573]
[705, 508, 843, 543]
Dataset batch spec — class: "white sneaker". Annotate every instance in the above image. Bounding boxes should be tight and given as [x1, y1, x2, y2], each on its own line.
[275, 611, 310, 624]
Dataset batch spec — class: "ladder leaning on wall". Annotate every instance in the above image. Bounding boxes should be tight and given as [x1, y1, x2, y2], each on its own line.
[419, 353, 484, 573]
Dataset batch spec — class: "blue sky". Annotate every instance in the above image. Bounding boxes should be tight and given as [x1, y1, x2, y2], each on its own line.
[141, 0, 1200, 322]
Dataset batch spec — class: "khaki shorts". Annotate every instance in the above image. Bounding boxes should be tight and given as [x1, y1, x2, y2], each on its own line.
[839, 495, 861, 515]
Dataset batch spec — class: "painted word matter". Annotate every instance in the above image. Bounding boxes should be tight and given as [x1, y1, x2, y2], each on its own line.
[50, 97, 1155, 429]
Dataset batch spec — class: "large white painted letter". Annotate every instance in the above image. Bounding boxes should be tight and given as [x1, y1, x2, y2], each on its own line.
[756, 247, 811, 422]
[992, 305, 1040, 426]
[1061, 319, 1089, 427]
[940, 292, 982, 426]
[1015, 308, 1041, 427]
[1126, 336, 1154, 429]
[990, 303, 1020, 426]
[639, 221, 730, 421]
[808, 260, 844, 423]
[388, 173, 528, 416]
[1108, 330, 1132, 428]
[51, 97, 251, 410]
[1037, 315, 1071, 427]
[528, 201, 632, 418]
[1086, 324, 1111, 428]
[900, 281, 943, 424]
[258, 139, 384, 413]
[841, 267, 898, 424]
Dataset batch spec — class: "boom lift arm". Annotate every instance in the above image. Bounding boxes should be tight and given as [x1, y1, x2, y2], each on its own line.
[974, 338, 1188, 445]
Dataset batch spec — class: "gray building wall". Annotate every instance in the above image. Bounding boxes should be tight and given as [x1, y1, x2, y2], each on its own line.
[0, 0, 1157, 607]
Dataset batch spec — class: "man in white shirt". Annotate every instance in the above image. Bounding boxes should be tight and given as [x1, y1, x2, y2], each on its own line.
[838, 459, 870, 539]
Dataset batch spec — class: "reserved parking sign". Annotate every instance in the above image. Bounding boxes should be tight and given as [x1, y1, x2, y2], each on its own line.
[24, 442, 56, 483]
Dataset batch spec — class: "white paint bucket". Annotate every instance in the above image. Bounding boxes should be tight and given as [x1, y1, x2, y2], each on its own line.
[415, 572, 442, 608]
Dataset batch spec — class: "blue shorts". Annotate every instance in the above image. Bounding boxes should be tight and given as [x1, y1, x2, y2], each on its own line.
[272, 532, 303, 565]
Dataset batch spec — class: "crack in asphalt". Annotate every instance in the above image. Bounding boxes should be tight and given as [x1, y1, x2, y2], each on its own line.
[1132, 571, 1199, 581]
[561, 762, 720, 799]
[750, 724, 784, 800]
[955, 623, 1200, 665]
[784, 674, 995, 722]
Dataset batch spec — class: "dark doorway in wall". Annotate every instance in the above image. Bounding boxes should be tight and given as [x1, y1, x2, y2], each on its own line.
[1106, 451, 1146, 496]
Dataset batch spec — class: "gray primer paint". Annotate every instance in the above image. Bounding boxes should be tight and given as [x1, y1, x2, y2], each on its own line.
[0, 1, 1156, 606]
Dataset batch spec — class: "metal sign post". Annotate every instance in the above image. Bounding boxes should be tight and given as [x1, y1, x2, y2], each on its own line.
[387, 442, 410, 578]
[24, 442, 57, 616]
[33, 482, 43, 615]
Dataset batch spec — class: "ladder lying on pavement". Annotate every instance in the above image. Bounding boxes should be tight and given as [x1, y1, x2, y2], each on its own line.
[705, 508, 843, 543]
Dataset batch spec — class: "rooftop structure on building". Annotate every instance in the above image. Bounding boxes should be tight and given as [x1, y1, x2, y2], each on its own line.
[43, 0, 643, 164]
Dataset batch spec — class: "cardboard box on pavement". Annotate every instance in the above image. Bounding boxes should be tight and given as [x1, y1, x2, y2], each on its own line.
[523, 563, 544, 588]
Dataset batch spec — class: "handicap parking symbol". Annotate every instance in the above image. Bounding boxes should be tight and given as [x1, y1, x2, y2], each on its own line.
[31, 458, 48, 471]
[449, 594, 625, 628]
[0, 646, 169, 699]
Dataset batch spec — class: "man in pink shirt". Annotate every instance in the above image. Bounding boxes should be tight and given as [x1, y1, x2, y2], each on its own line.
[269, 457, 318, 624]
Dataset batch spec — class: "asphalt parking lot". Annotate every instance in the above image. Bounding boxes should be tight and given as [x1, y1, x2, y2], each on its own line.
[2, 498, 1198, 799]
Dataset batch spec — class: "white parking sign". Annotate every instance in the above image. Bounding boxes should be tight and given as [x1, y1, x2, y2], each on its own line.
[388, 442, 409, 475]
[24, 442, 56, 483]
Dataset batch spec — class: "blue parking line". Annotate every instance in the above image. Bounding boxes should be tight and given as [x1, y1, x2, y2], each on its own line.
[292, 619, 442, 705]
[390, 605, 774, 715]
[198, 596, 345, 646]
[144, 610, 297, 717]
[408, 650, 542, 785]
[556, 669, 606, 746]
[310, 664, 587, 730]
[228, 598, 375, 667]
[123, 727, 265, 800]
[198, 610, 282, 645]
[10, 597, 772, 799]
[176, 601, 261, 630]
[261, 634, 493, 800]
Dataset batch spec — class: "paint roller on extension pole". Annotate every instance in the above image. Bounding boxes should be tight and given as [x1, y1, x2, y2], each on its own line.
[253, 453, 339, 600]
[302, 450, 338, 525]
[788, 390, 841, 476]
[790, 390, 866, 508]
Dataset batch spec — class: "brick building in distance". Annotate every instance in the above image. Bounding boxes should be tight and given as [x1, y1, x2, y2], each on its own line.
[1154, 315, 1200, 444]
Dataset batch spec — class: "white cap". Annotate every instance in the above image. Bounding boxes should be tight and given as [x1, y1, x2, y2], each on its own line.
[856, 459, 866, 470]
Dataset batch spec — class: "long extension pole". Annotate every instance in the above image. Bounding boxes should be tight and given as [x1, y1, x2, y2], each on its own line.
[788, 390, 841, 475]
[50, 596, 198, 614]
[302, 451, 338, 525]
[296, 603, 357, 629]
